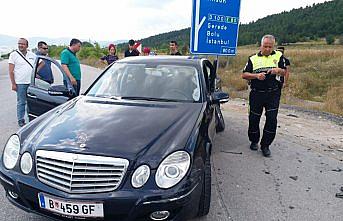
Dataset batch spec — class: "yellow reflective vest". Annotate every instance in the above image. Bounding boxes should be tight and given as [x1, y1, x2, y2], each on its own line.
[248, 51, 284, 90]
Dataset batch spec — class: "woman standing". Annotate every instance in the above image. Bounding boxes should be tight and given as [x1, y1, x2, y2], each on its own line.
[100, 44, 119, 65]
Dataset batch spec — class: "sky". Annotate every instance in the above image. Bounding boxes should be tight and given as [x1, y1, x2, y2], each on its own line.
[0, 0, 331, 42]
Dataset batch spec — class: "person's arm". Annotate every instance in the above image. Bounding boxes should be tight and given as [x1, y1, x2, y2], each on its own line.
[241, 58, 267, 81]
[135, 49, 140, 56]
[283, 58, 291, 87]
[284, 66, 290, 87]
[99, 55, 107, 64]
[36, 60, 45, 75]
[242, 72, 267, 80]
[267, 55, 286, 76]
[61, 64, 77, 85]
[8, 63, 16, 91]
[267, 67, 286, 76]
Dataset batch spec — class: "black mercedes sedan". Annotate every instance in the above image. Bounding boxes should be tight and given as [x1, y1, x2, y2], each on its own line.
[0, 56, 228, 221]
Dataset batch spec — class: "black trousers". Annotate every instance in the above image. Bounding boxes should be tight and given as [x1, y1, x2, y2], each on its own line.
[248, 89, 281, 147]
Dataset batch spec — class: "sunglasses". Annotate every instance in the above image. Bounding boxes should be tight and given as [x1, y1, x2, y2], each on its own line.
[41, 47, 49, 50]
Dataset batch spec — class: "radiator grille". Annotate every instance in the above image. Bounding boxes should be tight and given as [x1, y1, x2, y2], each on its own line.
[36, 150, 129, 193]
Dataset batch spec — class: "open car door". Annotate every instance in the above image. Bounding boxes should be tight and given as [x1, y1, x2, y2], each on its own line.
[204, 59, 229, 133]
[27, 55, 75, 120]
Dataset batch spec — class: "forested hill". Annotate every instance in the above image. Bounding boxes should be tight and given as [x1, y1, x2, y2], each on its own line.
[118, 0, 342, 50]
[239, 0, 343, 45]
[117, 28, 191, 53]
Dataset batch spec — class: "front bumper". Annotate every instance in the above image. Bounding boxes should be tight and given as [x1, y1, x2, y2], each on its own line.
[0, 168, 202, 221]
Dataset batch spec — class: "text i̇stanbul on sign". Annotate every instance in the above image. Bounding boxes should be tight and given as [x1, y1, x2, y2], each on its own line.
[190, 0, 241, 55]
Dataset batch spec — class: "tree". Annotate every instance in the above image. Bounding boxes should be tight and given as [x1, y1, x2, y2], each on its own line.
[181, 44, 189, 55]
[82, 41, 94, 48]
[339, 35, 343, 45]
[326, 35, 335, 45]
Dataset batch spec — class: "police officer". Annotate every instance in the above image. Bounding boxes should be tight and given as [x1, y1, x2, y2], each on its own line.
[242, 35, 286, 157]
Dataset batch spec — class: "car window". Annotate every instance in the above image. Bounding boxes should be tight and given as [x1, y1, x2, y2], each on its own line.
[206, 66, 211, 92]
[34, 58, 65, 91]
[203, 61, 215, 93]
[202, 63, 210, 93]
[87, 63, 201, 102]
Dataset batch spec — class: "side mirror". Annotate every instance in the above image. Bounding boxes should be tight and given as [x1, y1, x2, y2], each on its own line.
[48, 85, 71, 97]
[213, 91, 229, 104]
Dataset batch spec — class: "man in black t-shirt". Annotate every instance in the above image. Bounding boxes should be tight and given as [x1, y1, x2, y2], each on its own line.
[169, 41, 182, 55]
[277, 46, 291, 87]
[124, 39, 140, 57]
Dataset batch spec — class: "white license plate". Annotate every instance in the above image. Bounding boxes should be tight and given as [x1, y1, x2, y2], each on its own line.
[38, 193, 104, 218]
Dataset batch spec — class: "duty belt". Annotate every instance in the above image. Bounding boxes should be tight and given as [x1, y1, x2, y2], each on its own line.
[251, 87, 280, 93]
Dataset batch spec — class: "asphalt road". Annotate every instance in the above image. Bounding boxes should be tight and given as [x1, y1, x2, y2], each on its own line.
[0, 60, 342, 221]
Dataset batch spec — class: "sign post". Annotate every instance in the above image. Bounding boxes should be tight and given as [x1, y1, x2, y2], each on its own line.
[190, 0, 241, 56]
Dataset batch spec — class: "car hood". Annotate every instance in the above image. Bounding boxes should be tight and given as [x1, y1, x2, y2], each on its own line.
[26, 96, 203, 167]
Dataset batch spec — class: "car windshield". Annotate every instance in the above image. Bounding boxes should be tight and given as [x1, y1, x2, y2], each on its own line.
[87, 63, 201, 102]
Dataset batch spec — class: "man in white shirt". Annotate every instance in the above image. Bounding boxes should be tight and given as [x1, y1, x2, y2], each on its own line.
[8, 38, 36, 127]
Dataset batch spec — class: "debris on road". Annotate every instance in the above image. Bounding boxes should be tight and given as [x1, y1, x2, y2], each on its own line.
[337, 149, 343, 153]
[221, 150, 243, 155]
[336, 192, 343, 199]
[287, 114, 299, 118]
[289, 176, 298, 181]
[263, 170, 270, 175]
[289, 206, 295, 209]
[335, 186, 343, 199]
[324, 149, 334, 152]
[331, 168, 342, 172]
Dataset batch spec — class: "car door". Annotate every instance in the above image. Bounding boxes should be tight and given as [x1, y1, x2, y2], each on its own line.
[202, 60, 217, 140]
[27, 56, 75, 120]
[206, 60, 227, 133]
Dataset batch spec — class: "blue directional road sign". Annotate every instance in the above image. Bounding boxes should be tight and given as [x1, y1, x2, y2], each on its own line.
[190, 0, 241, 55]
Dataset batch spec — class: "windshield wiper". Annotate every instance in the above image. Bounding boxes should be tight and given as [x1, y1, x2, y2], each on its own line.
[92, 95, 121, 100]
[121, 96, 180, 102]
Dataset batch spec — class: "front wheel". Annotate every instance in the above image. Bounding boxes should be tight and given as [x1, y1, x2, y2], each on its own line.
[197, 156, 211, 217]
[215, 105, 225, 132]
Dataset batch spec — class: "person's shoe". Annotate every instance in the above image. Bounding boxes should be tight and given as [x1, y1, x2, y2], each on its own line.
[250, 142, 259, 151]
[261, 146, 271, 157]
[18, 120, 26, 127]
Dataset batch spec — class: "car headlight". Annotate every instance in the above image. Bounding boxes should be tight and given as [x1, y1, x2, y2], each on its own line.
[155, 151, 191, 189]
[3, 135, 21, 169]
[20, 152, 33, 174]
[131, 165, 150, 188]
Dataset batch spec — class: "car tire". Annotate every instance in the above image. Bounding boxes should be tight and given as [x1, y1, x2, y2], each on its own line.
[215, 105, 225, 132]
[197, 156, 211, 217]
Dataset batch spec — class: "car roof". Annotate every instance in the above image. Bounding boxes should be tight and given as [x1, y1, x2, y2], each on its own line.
[117, 55, 204, 66]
